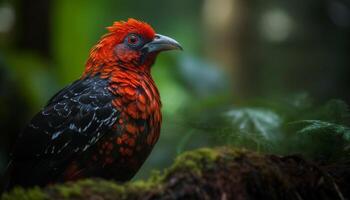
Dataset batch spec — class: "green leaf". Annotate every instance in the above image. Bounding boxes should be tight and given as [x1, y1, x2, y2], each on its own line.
[293, 120, 350, 141]
[225, 108, 282, 139]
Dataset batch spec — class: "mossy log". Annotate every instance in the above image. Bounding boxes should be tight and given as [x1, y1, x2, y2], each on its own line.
[1, 147, 349, 200]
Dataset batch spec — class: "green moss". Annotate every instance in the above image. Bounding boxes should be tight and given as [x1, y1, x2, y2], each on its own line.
[1, 147, 345, 200]
[1, 147, 242, 200]
[1, 187, 48, 200]
[166, 148, 220, 176]
[53, 181, 82, 199]
[46, 179, 127, 199]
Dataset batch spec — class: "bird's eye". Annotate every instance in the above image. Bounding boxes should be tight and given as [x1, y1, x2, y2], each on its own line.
[126, 34, 142, 48]
[128, 35, 138, 44]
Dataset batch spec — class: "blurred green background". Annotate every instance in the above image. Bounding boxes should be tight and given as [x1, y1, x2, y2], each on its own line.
[0, 0, 349, 180]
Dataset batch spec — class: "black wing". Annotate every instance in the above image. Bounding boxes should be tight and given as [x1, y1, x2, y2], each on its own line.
[6, 76, 119, 188]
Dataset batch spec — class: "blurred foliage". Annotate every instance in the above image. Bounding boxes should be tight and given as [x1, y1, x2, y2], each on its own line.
[293, 120, 350, 140]
[225, 108, 282, 139]
[0, 0, 349, 181]
[177, 97, 350, 163]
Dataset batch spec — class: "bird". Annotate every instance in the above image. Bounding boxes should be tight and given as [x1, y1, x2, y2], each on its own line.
[3, 18, 182, 190]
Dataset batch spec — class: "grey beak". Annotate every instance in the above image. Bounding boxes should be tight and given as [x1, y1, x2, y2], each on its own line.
[142, 34, 183, 54]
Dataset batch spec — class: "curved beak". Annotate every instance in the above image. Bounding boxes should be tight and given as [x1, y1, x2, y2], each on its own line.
[142, 34, 183, 54]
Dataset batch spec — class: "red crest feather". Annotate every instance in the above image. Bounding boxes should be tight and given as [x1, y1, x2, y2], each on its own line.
[107, 18, 155, 43]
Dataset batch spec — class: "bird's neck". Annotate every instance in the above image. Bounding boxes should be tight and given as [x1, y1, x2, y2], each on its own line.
[83, 62, 152, 78]
[82, 63, 161, 111]
[104, 66, 162, 129]
[83, 51, 156, 77]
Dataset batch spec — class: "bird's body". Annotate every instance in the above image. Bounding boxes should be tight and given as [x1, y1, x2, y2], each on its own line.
[3, 19, 181, 190]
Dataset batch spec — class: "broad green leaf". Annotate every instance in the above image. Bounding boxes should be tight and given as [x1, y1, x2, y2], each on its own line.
[225, 108, 282, 139]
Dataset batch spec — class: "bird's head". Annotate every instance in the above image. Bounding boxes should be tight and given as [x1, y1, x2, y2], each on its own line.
[84, 18, 182, 75]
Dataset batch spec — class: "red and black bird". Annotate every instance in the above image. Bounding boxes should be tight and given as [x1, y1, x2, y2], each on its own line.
[3, 19, 182, 189]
